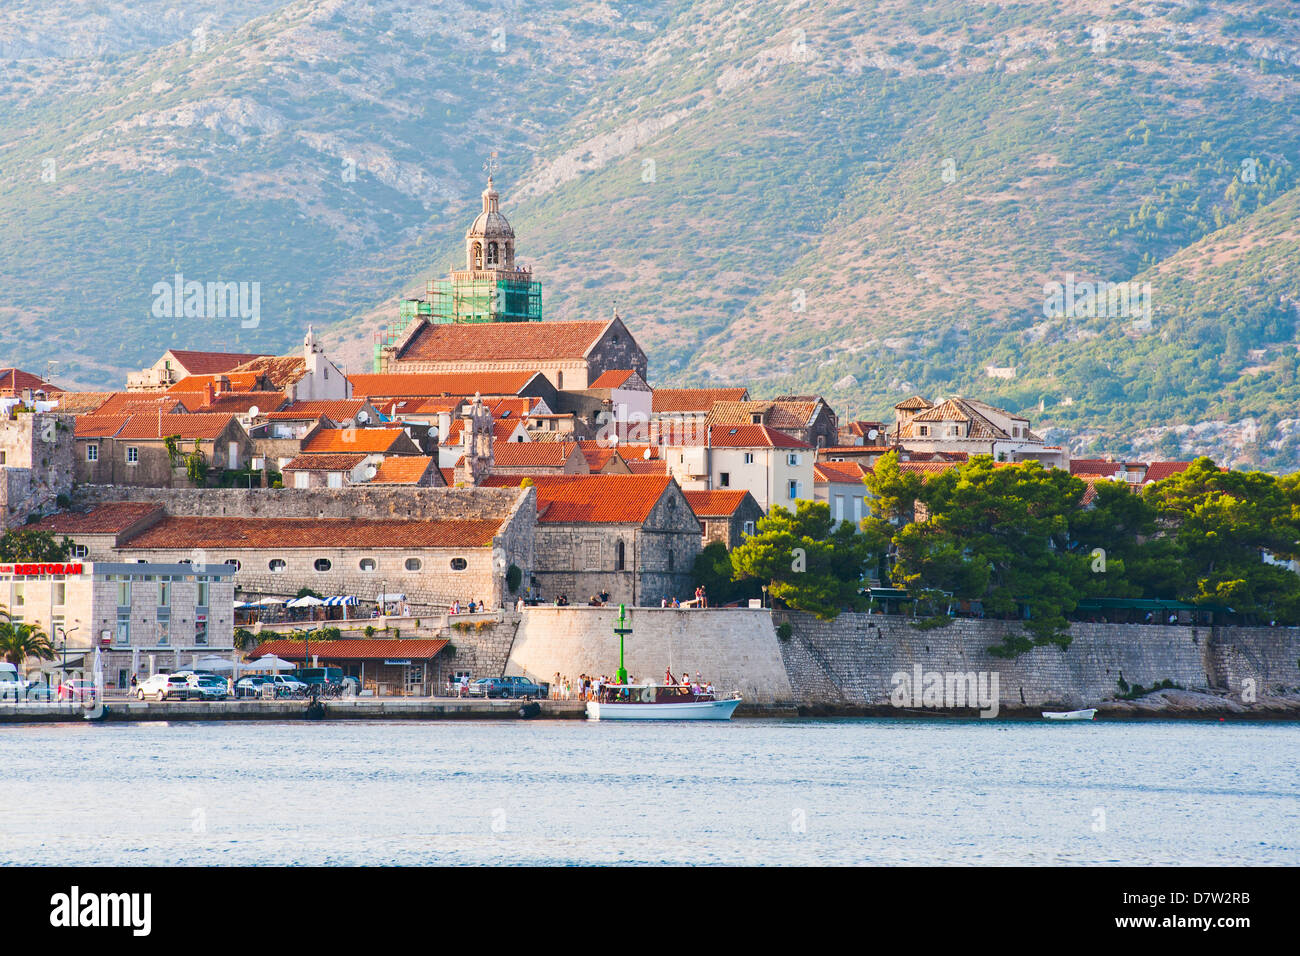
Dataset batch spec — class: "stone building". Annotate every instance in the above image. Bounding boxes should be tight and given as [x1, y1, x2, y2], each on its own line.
[0, 557, 236, 691]
[74, 413, 253, 488]
[682, 489, 763, 549]
[480, 474, 700, 606]
[0, 410, 76, 529]
[126, 349, 268, 391]
[707, 396, 839, 451]
[890, 395, 1069, 468]
[664, 424, 814, 512]
[46, 485, 537, 617]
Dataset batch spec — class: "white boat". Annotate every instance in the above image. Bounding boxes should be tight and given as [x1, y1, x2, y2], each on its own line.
[1042, 708, 1098, 721]
[586, 685, 742, 721]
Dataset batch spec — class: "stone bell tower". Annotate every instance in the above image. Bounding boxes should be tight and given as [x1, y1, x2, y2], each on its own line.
[464, 177, 516, 275]
[454, 394, 495, 487]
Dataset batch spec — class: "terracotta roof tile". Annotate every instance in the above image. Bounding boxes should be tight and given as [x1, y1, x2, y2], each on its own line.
[814, 461, 868, 483]
[0, 368, 62, 395]
[54, 392, 118, 414]
[252, 639, 449, 662]
[491, 441, 582, 468]
[1070, 459, 1122, 477]
[397, 321, 610, 363]
[368, 456, 436, 484]
[1142, 461, 1193, 483]
[480, 474, 674, 523]
[263, 400, 370, 422]
[115, 413, 238, 441]
[74, 414, 131, 438]
[32, 503, 164, 535]
[91, 393, 188, 416]
[122, 515, 502, 550]
[302, 428, 408, 454]
[683, 489, 752, 517]
[230, 355, 307, 388]
[588, 369, 637, 389]
[165, 350, 268, 376]
[625, 459, 667, 474]
[195, 391, 287, 414]
[652, 388, 749, 413]
[707, 424, 811, 449]
[282, 453, 368, 472]
[349, 372, 541, 399]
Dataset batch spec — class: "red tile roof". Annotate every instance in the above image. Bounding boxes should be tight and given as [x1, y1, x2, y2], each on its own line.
[302, 428, 408, 454]
[122, 515, 502, 549]
[115, 413, 239, 441]
[625, 459, 668, 474]
[577, 440, 622, 472]
[707, 424, 811, 449]
[32, 503, 164, 535]
[682, 489, 752, 518]
[91, 393, 189, 416]
[251, 639, 449, 662]
[166, 350, 268, 376]
[588, 369, 637, 389]
[1069, 458, 1122, 477]
[368, 456, 436, 484]
[349, 371, 542, 399]
[53, 392, 118, 414]
[491, 441, 582, 468]
[195, 391, 287, 415]
[164, 371, 264, 395]
[1143, 461, 1193, 483]
[74, 414, 131, 438]
[282, 453, 368, 472]
[398, 321, 610, 363]
[652, 388, 749, 414]
[230, 355, 307, 388]
[262, 400, 370, 422]
[0, 368, 62, 395]
[481, 474, 675, 524]
[443, 418, 524, 446]
[814, 461, 869, 483]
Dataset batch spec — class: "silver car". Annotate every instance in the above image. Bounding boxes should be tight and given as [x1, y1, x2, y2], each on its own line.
[186, 673, 229, 700]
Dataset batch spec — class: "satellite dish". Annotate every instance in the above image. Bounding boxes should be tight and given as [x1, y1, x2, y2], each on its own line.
[643, 448, 652, 460]
[356, 410, 370, 425]
[365, 465, 377, 479]
[868, 428, 879, 441]
[248, 405, 260, 418]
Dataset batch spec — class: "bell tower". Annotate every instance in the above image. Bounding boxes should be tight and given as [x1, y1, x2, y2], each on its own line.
[464, 177, 517, 275]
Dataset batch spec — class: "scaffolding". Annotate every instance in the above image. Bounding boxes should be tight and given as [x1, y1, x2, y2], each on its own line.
[373, 274, 544, 372]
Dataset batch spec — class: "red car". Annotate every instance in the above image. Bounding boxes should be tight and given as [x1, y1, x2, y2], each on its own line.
[57, 679, 97, 702]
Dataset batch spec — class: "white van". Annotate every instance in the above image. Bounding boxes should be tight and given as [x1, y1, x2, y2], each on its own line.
[0, 662, 25, 700]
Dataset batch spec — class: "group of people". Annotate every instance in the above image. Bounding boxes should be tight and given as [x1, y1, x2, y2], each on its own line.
[659, 586, 708, 609]
[449, 599, 489, 615]
[548, 669, 715, 701]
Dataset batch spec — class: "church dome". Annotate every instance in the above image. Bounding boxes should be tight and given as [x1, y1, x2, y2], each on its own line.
[467, 178, 515, 240]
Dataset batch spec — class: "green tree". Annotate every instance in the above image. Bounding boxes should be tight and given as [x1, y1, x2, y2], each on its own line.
[0, 615, 54, 668]
[0, 529, 72, 562]
[1144, 457, 1300, 621]
[691, 540, 760, 607]
[730, 500, 873, 619]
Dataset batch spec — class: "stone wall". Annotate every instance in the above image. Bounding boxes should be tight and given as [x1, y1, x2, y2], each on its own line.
[775, 611, 1300, 711]
[434, 614, 521, 690]
[504, 606, 796, 706]
[0, 412, 75, 528]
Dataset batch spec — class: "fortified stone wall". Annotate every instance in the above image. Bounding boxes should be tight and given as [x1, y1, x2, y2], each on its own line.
[775, 612, 1300, 711]
[504, 606, 796, 706]
[434, 615, 521, 689]
[72, 484, 526, 522]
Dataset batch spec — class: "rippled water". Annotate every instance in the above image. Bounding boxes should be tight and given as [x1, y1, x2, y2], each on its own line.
[1, 718, 1297, 865]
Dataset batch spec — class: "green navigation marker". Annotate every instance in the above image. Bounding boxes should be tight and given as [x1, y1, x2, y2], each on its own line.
[613, 603, 630, 685]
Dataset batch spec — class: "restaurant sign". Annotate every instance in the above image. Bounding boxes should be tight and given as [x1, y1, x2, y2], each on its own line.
[0, 563, 84, 576]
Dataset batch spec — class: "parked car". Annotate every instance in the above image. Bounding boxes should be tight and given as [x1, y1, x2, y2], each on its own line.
[294, 667, 343, 687]
[136, 673, 194, 701]
[468, 676, 545, 700]
[57, 679, 98, 702]
[23, 681, 54, 702]
[234, 675, 272, 698]
[186, 673, 228, 700]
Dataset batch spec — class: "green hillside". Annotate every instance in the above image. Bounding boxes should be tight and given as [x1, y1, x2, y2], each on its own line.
[0, 0, 1296, 466]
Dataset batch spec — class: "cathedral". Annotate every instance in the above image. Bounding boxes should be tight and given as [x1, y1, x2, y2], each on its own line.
[376, 175, 648, 391]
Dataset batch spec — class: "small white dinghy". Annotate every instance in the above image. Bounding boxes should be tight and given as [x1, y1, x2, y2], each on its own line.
[1042, 708, 1098, 721]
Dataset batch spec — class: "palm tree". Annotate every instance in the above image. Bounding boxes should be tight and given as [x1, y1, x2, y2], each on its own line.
[0, 617, 55, 670]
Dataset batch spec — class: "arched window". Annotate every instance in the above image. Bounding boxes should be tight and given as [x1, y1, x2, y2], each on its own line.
[405, 558, 423, 571]
[486, 241, 499, 266]
[314, 558, 332, 573]
[472, 242, 483, 270]
[615, 540, 625, 571]
[450, 558, 468, 571]
[359, 558, 377, 572]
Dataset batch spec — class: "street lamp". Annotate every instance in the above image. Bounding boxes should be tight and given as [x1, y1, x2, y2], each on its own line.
[56, 625, 79, 692]
[761, 584, 768, 609]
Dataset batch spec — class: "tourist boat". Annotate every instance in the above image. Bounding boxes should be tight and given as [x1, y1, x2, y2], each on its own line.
[1041, 708, 1098, 721]
[586, 684, 742, 721]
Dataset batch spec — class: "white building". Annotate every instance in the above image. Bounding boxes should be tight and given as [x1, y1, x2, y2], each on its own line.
[664, 424, 814, 513]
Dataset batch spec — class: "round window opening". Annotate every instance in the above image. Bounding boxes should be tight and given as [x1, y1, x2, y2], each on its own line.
[450, 558, 468, 571]
[405, 557, 423, 571]
[314, 558, 332, 572]
[269, 559, 286, 572]
[360, 558, 377, 572]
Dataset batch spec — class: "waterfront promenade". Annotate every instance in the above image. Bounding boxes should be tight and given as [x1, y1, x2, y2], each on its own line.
[0, 697, 587, 723]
